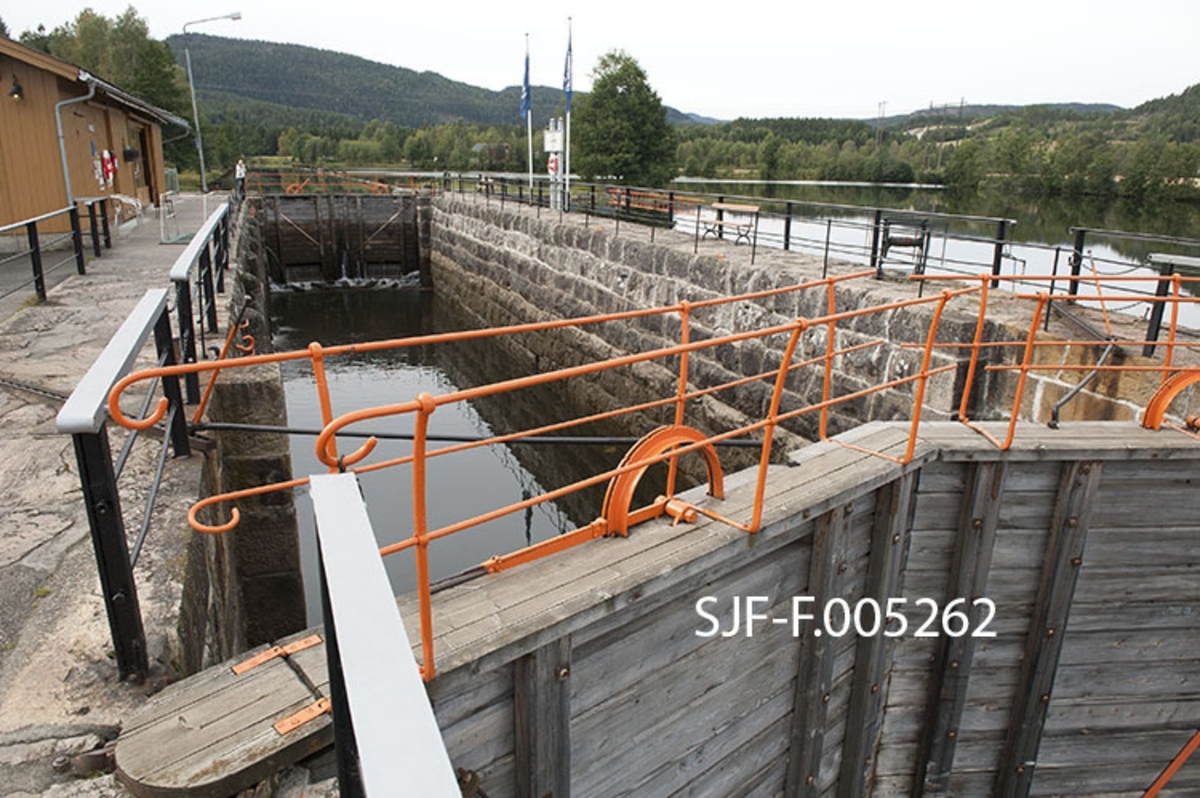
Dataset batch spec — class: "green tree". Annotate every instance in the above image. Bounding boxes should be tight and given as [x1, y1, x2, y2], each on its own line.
[17, 7, 185, 116]
[573, 50, 675, 186]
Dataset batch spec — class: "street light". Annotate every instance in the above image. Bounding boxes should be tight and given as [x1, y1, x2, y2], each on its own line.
[183, 12, 241, 194]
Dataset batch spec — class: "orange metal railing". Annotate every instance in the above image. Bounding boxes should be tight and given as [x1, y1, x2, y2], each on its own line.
[108, 270, 985, 678]
[912, 272, 1200, 448]
[107, 268, 1200, 680]
[246, 168, 424, 197]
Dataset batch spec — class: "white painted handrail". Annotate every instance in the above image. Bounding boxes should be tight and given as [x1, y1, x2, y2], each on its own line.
[309, 472, 460, 797]
[56, 289, 167, 434]
[168, 203, 228, 282]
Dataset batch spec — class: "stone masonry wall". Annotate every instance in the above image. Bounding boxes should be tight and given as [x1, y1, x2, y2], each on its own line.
[430, 196, 1196, 437]
[177, 207, 304, 673]
[430, 196, 1009, 447]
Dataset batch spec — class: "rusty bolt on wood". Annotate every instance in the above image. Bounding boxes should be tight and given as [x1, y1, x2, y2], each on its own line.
[558, 666, 570, 680]
[1071, 557, 1082, 567]
[972, 518, 983, 530]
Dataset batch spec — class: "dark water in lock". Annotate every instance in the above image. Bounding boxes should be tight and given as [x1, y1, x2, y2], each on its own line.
[271, 285, 679, 623]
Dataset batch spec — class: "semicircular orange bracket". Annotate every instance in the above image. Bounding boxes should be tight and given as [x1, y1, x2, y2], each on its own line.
[601, 425, 724, 538]
[1142, 370, 1200, 430]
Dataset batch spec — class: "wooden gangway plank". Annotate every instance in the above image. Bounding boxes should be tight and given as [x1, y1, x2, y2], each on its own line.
[114, 629, 332, 797]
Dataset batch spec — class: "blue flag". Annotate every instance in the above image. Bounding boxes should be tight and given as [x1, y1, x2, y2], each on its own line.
[520, 47, 531, 120]
[563, 30, 573, 114]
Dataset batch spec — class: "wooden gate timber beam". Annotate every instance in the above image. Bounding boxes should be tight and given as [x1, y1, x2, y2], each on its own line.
[914, 461, 1009, 794]
[515, 636, 572, 798]
[994, 460, 1102, 797]
[838, 472, 919, 796]
[786, 504, 849, 797]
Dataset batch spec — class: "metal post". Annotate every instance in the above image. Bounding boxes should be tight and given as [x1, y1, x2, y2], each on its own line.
[87, 202, 102, 257]
[1069, 228, 1086, 297]
[100, 198, 112, 249]
[174, 279, 201, 403]
[25, 222, 47, 302]
[784, 202, 794, 251]
[668, 191, 676, 227]
[869, 208, 884, 277]
[1144, 260, 1176, 358]
[72, 428, 148, 681]
[200, 246, 218, 333]
[716, 195, 725, 241]
[319, 558, 366, 798]
[69, 207, 87, 275]
[1046, 247, 1061, 332]
[153, 312, 191, 458]
[215, 214, 228, 293]
[990, 219, 1008, 288]
[589, 185, 596, 214]
[822, 219, 832, 279]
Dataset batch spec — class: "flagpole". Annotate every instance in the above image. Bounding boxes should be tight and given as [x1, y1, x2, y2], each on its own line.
[525, 34, 533, 195]
[564, 18, 572, 211]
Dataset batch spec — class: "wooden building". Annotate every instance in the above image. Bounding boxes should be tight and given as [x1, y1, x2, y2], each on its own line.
[0, 36, 188, 230]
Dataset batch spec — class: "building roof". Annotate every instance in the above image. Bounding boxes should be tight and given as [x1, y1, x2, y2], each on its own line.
[0, 36, 190, 130]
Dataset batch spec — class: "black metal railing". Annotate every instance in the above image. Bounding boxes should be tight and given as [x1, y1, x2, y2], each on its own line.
[169, 204, 231, 402]
[54, 198, 233, 681]
[0, 206, 90, 304]
[438, 174, 1200, 343]
[55, 289, 190, 681]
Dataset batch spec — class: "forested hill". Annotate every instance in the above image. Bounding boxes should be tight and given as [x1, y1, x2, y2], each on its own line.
[165, 34, 701, 129]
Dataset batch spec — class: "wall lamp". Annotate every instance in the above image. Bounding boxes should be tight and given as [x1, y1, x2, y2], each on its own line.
[9, 76, 23, 101]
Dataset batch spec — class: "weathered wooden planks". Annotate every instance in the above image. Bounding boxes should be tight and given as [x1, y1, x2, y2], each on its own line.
[115, 630, 333, 797]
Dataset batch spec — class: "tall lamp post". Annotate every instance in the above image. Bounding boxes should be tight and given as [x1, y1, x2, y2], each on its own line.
[183, 12, 241, 194]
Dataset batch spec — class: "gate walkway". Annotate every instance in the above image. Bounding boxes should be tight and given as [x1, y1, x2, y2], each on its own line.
[0, 195, 218, 795]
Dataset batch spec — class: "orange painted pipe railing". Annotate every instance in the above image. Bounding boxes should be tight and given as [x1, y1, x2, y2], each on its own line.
[110, 271, 983, 679]
[912, 272, 1200, 449]
[108, 267, 1200, 679]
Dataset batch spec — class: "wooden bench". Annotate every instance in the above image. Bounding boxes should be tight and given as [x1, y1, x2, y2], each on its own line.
[701, 202, 760, 245]
[680, 201, 761, 263]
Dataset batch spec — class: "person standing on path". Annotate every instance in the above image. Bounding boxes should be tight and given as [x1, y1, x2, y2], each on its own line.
[235, 158, 247, 200]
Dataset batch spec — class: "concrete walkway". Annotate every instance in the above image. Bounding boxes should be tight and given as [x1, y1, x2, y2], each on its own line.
[0, 196, 216, 796]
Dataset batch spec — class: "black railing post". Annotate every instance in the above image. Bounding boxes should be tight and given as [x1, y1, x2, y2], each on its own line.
[100, 198, 112, 249]
[72, 427, 148, 682]
[590, 185, 596, 214]
[869, 208, 884, 277]
[216, 214, 229, 293]
[320, 560, 365, 798]
[991, 219, 1009, 288]
[87, 202, 102, 258]
[624, 187, 632, 219]
[174, 278, 201, 403]
[1069, 228, 1087, 296]
[25, 221, 47, 302]
[200, 246, 218, 334]
[784, 202, 794, 251]
[153, 311, 191, 458]
[716, 195, 726, 241]
[1144, 260, 1176, 358]
[69, 207, 87, 275]
[668, 191, 676, 227]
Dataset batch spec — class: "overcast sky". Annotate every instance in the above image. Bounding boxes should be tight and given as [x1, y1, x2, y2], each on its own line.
[5, 0, 1197, 120]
